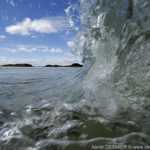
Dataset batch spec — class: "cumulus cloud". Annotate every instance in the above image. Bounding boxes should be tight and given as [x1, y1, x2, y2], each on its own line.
[5, 17, 69, 36]
[0, 44, 63, 54]
[67, 41, 75, 48]
[0, 35, 6, 40]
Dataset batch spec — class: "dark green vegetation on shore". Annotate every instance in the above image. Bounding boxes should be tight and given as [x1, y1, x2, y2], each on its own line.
[45, 63, 83, 67]
[1, 64, 33, 67]
[1, 63, 83, 67]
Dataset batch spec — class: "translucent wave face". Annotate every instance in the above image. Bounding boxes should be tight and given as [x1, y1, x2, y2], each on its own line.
[0, 0, 150, 149]
[78, 0, 150, 133]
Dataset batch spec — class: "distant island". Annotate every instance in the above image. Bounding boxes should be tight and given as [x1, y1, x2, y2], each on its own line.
[45, 63, 83, 67]
[1, 64, 33, 67]
[0, 63, 83, 67]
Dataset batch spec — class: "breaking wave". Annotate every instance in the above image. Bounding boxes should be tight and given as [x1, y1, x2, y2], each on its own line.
[0, 0, 150, 149]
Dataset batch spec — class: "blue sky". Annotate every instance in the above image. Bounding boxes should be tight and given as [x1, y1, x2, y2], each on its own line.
[0, 0, 81, 66]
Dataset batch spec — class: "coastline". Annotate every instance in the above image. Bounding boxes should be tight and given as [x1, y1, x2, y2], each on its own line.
[0, 63, 83, 68]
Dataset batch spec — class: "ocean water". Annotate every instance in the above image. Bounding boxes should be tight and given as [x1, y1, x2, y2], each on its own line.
[0, 0, 150, 149]
[0, 68, 83, 110]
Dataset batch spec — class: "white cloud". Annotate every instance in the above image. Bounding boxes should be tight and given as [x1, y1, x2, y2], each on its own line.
[43, 47, 63, 53]
[0, 35, 6, 40]
[67, 41, 75, 48]
[0, 44, 63, 54]
[14, 44, 37, 52]
[1, 45, 36, 53]
[5, 17, 69, 36]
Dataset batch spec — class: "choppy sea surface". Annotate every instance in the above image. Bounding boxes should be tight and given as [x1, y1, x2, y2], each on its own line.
[0, 0, 150, 149]
[0, 64, 149, 150]
[0, 68, 82, 110]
